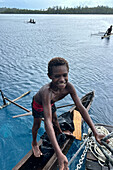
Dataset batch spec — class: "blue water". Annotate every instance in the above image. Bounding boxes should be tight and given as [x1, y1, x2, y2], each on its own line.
[0, 14, 113, 170]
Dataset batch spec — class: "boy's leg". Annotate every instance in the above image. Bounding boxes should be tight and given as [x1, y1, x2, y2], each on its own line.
[32, 117, 42, 157]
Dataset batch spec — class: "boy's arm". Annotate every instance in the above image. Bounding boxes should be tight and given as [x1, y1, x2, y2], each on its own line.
[43, 103, 62, 155]
[42, 91, 69, 170]
[68, 83, 105, 144]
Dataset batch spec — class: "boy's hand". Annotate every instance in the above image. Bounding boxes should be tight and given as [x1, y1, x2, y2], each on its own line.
[58, 153, 69, 170]
[95, 133, 109, 145]
[63, 130, 74, 137]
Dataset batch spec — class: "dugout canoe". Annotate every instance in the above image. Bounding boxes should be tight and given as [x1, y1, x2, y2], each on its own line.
[27, 19, 36, 24]
[101, 33, 113, 39]
[86, 123, 113, 170]
[12, 91, 95, 170]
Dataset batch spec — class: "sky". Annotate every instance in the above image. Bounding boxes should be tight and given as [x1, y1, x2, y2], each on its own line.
[0, 0, 113, 10]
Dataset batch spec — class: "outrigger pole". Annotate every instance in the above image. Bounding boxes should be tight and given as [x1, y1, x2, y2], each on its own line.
[0, 90, 31, 110]
[12, 103, 75, 118]
[4, 97, 30, 112]
[5, 97, 44, 121]
[0, 90, 6, 105]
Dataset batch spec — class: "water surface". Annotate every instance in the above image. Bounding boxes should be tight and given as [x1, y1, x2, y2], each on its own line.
[0, 14, 113, 170]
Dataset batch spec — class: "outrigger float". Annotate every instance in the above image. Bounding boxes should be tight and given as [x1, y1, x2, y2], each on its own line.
[1, 90, 113, 170]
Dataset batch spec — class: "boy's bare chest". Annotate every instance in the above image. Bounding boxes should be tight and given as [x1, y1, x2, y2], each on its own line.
[51, 90, 68, 102]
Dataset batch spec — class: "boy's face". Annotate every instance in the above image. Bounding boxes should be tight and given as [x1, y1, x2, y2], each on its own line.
[49, 65, 68, 89]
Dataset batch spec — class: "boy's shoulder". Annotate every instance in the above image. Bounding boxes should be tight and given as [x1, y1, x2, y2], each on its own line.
[66, 82, 76, 93]
[66, 82, 73, 88]
[40, 83, 50, 93]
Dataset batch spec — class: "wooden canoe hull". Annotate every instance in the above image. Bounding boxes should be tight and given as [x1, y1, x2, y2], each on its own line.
[101, 34, 110, 39]
[101, 32, 113, 39]
[12, 91, 94, 170]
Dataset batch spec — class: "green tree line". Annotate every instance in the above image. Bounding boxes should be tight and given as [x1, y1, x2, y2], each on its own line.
[0, 6, 113, 14]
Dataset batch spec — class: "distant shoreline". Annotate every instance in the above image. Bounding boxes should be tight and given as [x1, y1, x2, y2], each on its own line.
[0, 6, 113, 14]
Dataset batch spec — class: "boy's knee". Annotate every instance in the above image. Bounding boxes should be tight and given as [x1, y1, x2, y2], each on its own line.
[52, 117, 57, 124]
[33, 123, 40, 131]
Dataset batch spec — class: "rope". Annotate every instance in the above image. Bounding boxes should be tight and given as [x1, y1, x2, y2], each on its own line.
[88, 126, 113, 166]
[68, 126, 113, 169]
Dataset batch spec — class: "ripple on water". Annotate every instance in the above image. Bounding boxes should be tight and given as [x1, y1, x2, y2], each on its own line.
[0, 14, 113, 170]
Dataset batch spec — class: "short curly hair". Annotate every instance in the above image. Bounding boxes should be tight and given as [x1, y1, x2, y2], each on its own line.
[48, 57, 69, 76]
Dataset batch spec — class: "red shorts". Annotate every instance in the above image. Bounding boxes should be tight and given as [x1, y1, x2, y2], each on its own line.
[32, 99, 56, 118]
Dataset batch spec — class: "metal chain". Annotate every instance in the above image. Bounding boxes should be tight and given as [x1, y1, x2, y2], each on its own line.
[75, 139, 90, 170]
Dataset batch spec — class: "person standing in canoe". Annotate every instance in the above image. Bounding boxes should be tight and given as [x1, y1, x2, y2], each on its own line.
[32, 57, 106, 170]
[104, 25, 112, 36]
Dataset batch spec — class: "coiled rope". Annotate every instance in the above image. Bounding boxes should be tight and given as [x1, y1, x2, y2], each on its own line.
[88, 126, 113, 166]
[68, 126, 113, 169]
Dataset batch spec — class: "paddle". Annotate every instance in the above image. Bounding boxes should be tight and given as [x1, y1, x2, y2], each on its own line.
[12, 103, 75, 118]
[73, 110, 82, 140]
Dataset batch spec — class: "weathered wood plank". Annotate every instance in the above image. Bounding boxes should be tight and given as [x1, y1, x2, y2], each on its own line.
[73, 110, 82, 140]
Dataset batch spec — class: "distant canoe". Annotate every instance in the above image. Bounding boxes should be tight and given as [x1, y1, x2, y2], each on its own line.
[27, 19, 36, 24]
[27, 21, 36, 24]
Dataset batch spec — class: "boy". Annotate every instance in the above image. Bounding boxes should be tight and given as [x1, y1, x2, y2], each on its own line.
[32, 57, 105, 170]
